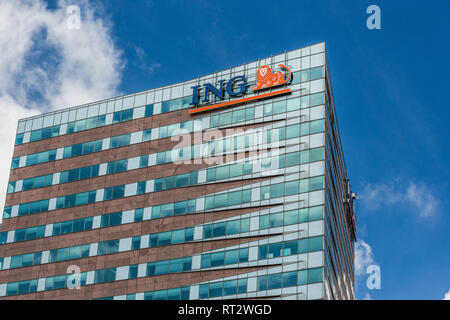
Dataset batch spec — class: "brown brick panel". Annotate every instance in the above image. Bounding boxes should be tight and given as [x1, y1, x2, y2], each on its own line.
[13, 117, 150, 158]
[11, 135, 185, 181]
[3, 151, 270, 231]
[12, 107, 214, 158]
[0, 204, 278, 255]
[12, 114, 275, 165]
[0, 234, 277, 283]
[0, 265, 271, 300]
[12, 106, 213, 157]
[6, 149, 274, 206]
[9, 120, 275, 181]
[3, 175, 275, 229]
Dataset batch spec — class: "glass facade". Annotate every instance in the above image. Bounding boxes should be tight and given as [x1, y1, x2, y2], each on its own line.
[0, 42, 356, 300]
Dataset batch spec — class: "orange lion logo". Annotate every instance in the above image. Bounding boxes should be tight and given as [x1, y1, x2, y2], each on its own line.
[252, 64, 292, 91]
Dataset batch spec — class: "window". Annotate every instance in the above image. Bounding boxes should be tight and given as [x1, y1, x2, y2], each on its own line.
[134, 208, 143, 222]
[224, 249, 239, 265]
[209, 282, 222, 297]
[291, 71, 300, 85]
[203, 218, 250, 239]
[310, 148, 323, 162]
[309, 236, 323, 251]
[283, 271, 298, 287]
[308, 267, 323, 283]
[309, 176, 323, 191]
[297, 270, 307, 285]
[95, 268, 116, 284]
[205, 189, 251, 210]
[11, 157, 20, 169]
[225, 220, 240, 235]
[210, 114, 219, 128]
[7, 181, 16, 194]
[53, 217, 93, 236]
[107, 159, 128, 174]
[142, 129, 151, 142]
[211, 252, 225, 267]
[198, 279, 246, 299]
[258, 275, 267, 291]
[113, 109, 133, 124]
[310, 66, 324, 80]
[309, 206, 323, 220]
[230, 163, 244, 177]
[104, 185, 125, 200]
[199, 284, 209, 299]
[228, 192, 241, 206]
[301, 69, 311, 82]
[310, 119, 324, 134]
[264, 103, 272, 116]
[101, 212, 122, 227]
[171, 229, 185, 244]
[155, 260, 169, 275]
[259, 206, 324, 230]
[310, 92, 324, 106]
[245, 107, 255, 120]
[26, 149, 57, 166]
[67, 115, 105, 133]
[10, 252, 41, 269]
[283, 240, 298, 256]
[298, 239, 308, 254]
[145, 104, 154, 117]
[110, 134, 131, 149]
[14, 226, 45, 242]
[129, 265, 138, 279]
[216, 166, 228, 180]
[183, 257, 192, 271]
[287, 97, 300, 112]
[6, 280, 38, 296]
[273, 100, 286, 115]
[98, 240, 119, 255]
[15, 133, 24, 145]
[49, 244, 90, 262]
[232, 109, 245, 123]
[286, 124, 300, 139]
[213, 222, 226, 237]
[60, 165, 99, 184]
[140, 155, 149, 168]
[18, 199, 49, 216]
[143, 287, 189, 300]
[57, 191, 96, 209]
[219, 112, 232, 126]
[63, 140, 102, 159]
[137, 181, 146, 195]
[29, 125, 60, 143]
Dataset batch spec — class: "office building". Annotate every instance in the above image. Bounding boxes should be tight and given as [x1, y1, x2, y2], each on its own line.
[0, 42, 356, 300]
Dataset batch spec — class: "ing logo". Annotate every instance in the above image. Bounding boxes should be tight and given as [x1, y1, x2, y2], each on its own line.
[189, 64, 292, 114]
[252, 64, 292, 91]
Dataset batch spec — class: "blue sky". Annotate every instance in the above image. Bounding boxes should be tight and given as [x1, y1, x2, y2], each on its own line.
[2, 0, 449, 299]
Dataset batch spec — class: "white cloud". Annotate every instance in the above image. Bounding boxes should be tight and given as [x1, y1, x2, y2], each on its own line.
[135, 45, 161, 74]
[360, 179, 438, 218]
[355, 239, 381, 299]
[405, 182, 438, 218]
[354, 240, 375, 276]
[0, 0, 124, 223]
[444, 288, 450, 300]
